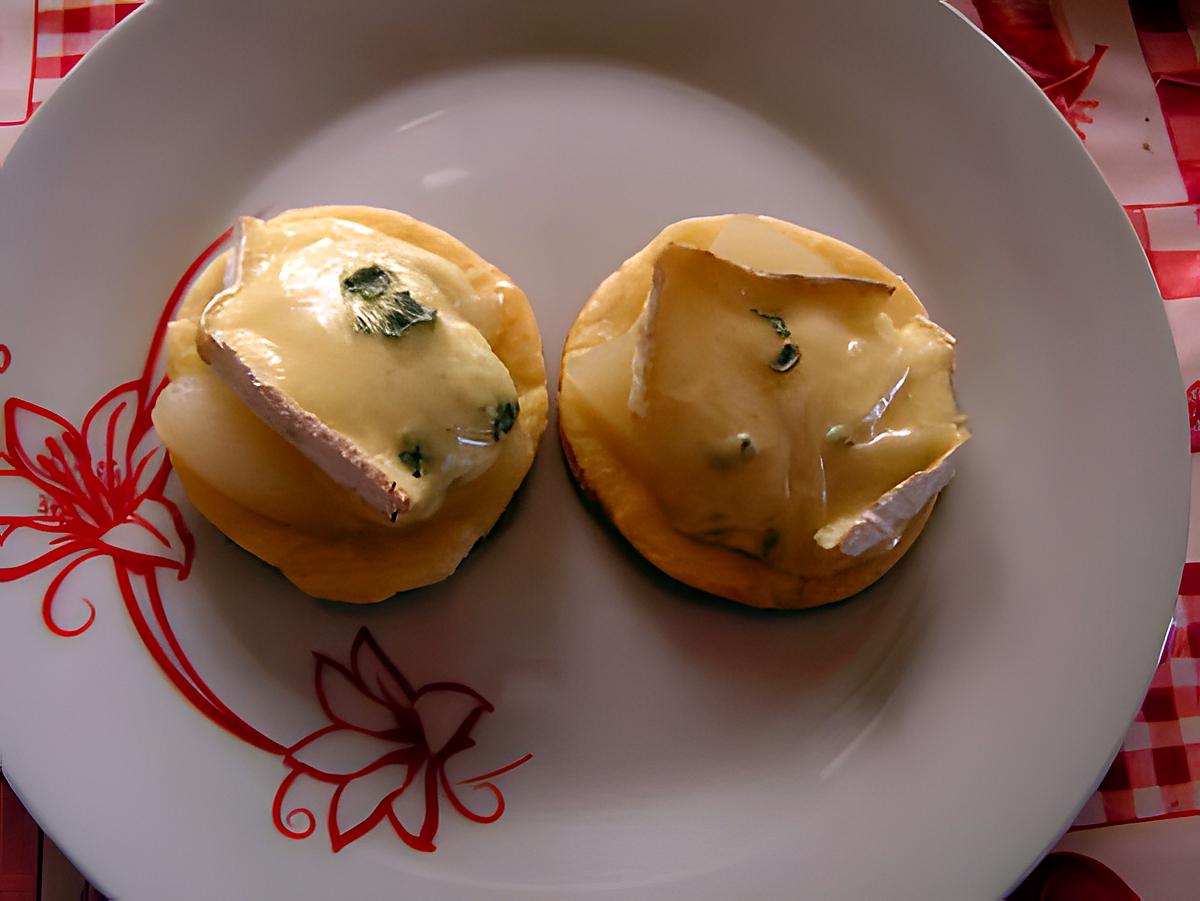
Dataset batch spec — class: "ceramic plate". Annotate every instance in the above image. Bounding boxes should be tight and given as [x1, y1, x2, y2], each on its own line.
[0, 1, 1188, 898]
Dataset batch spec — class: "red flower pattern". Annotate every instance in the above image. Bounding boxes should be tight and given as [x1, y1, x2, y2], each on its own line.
[0, 379, 192, 635]
[274, 628, 531, 852]
[0, 231, 531, 855]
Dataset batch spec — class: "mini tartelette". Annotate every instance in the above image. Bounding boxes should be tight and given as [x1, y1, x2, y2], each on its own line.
[152, 206, 547, 602]
[558, 215, 968, 609]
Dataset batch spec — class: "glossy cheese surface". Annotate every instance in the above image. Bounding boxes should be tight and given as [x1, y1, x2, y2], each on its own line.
[151, 205, 549, 602]
[199, 216, 519, 521]
[563, 218, 966, 575]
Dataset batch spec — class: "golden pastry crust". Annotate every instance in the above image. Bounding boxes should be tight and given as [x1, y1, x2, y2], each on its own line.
[558, 214, 944, 609]
[161, 205, 548, 602]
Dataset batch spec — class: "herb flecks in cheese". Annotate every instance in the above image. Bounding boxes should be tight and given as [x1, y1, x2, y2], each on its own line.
[197, 216, 518, 523]
[825, 424, 853, 446]
[752, 307, 800, 373]
[341, 264, 438, 338]
[708, 432, 759, 469]
[399, 444, 424, 479]
[751, 309, 791, 337]
[770, 343, 801, 373]
[737, 433, 756, 459]
[491, 400, 520, 441]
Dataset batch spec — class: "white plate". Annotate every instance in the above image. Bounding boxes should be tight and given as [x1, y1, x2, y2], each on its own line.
[0, 1, 1188, 898]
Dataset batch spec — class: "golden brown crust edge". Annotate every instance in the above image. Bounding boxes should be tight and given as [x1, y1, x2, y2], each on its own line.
[556, 214, 940, 610]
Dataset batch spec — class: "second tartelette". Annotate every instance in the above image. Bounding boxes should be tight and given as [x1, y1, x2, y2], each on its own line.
[558, 215, 968, 609]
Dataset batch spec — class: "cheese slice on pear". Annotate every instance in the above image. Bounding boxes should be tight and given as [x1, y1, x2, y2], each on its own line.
[197, 216, 520, 524]
[564, 222, 967, 568]
[814, 444, 960, 556]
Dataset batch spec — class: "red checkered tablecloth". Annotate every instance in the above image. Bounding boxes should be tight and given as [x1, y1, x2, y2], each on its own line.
[0, 1, 138, 128]
[1074, 585, 1200, 826]
[2, 1, 1200, 898]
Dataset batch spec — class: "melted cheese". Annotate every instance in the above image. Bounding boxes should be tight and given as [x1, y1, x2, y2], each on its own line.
[198, 216, 518, 523]
[562, 218, 966, 572]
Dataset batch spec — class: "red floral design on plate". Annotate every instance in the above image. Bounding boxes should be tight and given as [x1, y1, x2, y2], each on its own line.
[0, 344, 10, 374]
[0, 228, 530, 855]
[274, 629, 531, 852]
[0, 380, 192, 635]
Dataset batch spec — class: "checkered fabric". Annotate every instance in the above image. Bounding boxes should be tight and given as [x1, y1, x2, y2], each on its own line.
[1127, 205, 1200, 302]
[1074, 574, 1200, 827]
[10, 0, 141, 125]
[1129, 0, 1200, 204]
